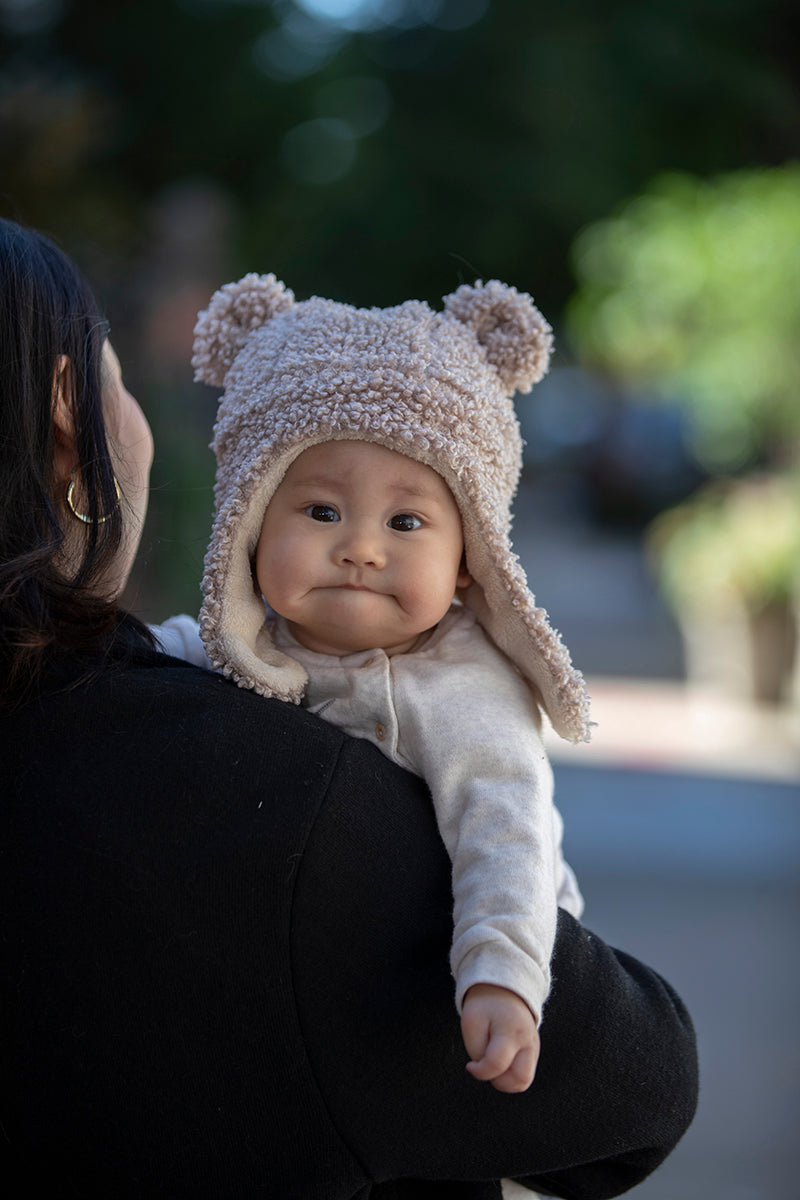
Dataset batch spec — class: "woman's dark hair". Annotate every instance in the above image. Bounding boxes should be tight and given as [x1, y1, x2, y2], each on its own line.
[0, 217, 147, 700]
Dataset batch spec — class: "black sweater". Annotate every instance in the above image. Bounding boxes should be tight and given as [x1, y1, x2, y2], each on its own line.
[1, 641, 697, 1198]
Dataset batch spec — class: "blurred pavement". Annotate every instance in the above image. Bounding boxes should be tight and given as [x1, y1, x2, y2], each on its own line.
[513, 480, 800, 1199]
[550, 755, 799, 1200]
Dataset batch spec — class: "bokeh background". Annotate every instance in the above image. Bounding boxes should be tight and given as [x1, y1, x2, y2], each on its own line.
[2, 1, 799, 1195]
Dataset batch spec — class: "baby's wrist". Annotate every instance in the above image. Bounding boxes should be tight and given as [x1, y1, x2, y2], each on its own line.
[464, 982, 538, 1024]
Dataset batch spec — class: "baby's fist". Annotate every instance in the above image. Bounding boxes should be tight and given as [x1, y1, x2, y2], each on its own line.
[461, 984, 540, 1093]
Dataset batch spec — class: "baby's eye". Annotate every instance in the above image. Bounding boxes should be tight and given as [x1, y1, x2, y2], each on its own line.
[305, 504, 340, 523]
[388, 513, 422, 532]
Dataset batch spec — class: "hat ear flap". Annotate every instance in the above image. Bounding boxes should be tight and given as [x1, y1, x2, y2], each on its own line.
[444, 279, 553, 395]
[192, 273, 295, 386]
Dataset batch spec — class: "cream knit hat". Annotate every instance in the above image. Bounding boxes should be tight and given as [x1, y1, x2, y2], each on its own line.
[192, 274, 591, 742]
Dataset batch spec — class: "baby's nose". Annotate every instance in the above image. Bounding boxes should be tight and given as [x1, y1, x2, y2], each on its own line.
[337, 524, 386, 568]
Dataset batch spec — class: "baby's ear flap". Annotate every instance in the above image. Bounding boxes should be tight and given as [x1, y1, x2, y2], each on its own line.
[192, 273, 295, 386]
[444, 280, 553, 395]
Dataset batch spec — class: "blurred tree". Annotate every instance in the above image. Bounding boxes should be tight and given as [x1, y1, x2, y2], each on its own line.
[3, 0, 800, 615]
[645, 471, 800, 702]
[566, 164, 800, 474]
[3, 0, 800, 314]
[566, 161, 800, 699]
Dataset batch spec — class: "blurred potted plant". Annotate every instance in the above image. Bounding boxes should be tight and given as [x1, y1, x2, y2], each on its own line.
[647, 475, 800, 702]
[566, 164, 800, 702]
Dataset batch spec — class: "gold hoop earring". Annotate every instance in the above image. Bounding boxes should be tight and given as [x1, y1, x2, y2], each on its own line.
[65, 471, 121, 525]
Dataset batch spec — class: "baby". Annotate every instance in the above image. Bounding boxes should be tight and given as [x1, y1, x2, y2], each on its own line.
[159, 275, 591, 1095]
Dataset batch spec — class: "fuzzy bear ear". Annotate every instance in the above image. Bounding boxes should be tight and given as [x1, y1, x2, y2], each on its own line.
[444, 280, 553, 395]
[192, 273, 295, 386]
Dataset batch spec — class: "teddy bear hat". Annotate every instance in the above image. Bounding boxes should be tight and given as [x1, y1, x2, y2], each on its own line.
[192, 274, 591, 742]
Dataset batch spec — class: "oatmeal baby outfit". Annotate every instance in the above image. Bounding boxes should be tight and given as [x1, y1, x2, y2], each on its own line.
[273, 606, 583, 1018]
[189, 274, 592, 1018]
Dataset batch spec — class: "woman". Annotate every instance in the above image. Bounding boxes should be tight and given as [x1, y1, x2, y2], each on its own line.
[0, 217, 697, 1199]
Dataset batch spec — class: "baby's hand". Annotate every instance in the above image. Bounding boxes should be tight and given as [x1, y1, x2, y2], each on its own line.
[461, 983, 540, 1093]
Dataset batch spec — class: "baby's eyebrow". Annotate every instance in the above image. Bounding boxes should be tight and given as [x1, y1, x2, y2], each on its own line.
[286, 473, 437, 501]
[284, 472, 342, 491]
[386, 478, 433, 500]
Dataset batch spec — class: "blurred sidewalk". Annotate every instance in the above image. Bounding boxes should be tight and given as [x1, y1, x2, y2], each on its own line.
[545, 676, 800, 784]
[512, 483, 799, 1198]
[513, 473, 800, 784]
[545, 696, 799, 1199]
[549, 753, 799, 1200]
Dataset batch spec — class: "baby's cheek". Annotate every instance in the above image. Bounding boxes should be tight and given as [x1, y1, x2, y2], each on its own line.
[256, 551, 286, 604]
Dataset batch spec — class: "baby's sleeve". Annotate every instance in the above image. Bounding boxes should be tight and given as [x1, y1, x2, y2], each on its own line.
[552, 803, 584, 919]
[394, 620, 562, 1024]
[149, 614, 213, 670]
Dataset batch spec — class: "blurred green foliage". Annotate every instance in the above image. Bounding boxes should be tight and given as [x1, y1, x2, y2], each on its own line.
[648, 473, 800, 616]
[567, 165, 800, 473]
[568, 159, 800, 664]
[3, 0, 799, 310]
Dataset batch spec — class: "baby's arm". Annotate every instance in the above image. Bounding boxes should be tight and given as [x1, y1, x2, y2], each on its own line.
[461, 983, 540, 1093]
[395, 617, 563, 1078]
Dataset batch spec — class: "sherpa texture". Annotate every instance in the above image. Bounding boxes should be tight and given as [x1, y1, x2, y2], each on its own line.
[193, 275, 591, 742]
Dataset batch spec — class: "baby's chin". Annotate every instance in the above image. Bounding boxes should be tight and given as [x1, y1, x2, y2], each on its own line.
[286, 593, 402, 654]
[286, 617, 424, 659]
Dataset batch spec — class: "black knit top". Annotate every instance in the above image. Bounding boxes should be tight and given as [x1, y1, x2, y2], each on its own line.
[1, 639, 697, 1198]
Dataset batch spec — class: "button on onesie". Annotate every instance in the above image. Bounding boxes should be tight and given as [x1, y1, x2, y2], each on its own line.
[291, 640, 403, 765]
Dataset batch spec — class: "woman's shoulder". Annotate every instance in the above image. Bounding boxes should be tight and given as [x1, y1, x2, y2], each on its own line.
[2, 641, 349, 805]
[0, 638, 426, 1197]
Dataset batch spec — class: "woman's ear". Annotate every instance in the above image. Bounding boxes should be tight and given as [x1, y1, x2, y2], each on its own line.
[51, 355, 78, 481]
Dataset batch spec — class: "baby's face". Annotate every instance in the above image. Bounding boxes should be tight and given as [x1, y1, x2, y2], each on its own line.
[255, 439, 471, 656]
